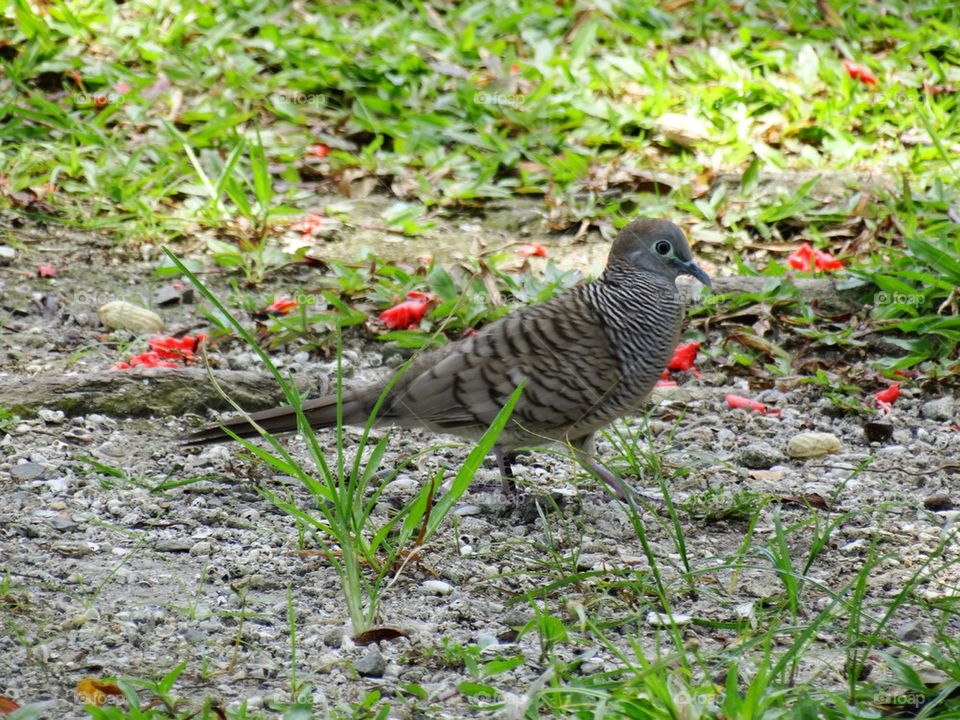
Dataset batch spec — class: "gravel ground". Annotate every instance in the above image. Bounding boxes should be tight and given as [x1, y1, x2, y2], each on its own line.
[2, 215, 959, 718]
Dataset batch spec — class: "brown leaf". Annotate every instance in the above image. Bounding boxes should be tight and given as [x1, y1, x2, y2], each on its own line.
[76, 678, 123, 706]
[727, 327, 787, 358]
[354, 626, 409, 645]
[780, 493, 831, 511]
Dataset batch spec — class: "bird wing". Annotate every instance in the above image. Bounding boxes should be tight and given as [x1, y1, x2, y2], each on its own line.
[382, 290, 623, 442]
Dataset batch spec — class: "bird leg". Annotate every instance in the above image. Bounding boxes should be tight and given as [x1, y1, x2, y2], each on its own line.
[572, 434, 633, 503]
[582, 456, 629, 500]
[495, 448, 518, 497]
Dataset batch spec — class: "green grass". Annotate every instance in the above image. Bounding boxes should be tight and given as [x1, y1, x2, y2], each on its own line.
[5, 0, 960, 370]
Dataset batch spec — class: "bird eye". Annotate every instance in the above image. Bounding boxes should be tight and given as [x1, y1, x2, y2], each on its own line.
[655, 240, 671, 255]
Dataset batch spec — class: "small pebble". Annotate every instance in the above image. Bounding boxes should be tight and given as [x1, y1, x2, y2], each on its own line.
[787, 432, 841, 458]
[422, 580, 453, 595]
[355, 646, 386, 677]
[189, 541, 213, 556]
[923, 493, 954, 512]
[921, 396, 956, 422]
[646, 611, 692, 627]
[737, 443, 782, 469]
[11, 462, 47, 482]
[38, 409, 65, 424]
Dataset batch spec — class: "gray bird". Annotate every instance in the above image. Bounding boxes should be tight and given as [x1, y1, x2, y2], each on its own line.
[186, 218, 711, 498]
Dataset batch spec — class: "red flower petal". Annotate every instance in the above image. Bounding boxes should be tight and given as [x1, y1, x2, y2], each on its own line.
[812, 247, 843, 271]
[787, 244, 813, 271]
[518, 243, 547, 258]
[873, 383, 900, 405]
[291, 213, 327, 242]
[787, 243, 843, 272]
[668, 342, 700, 372]
[380, 296, 432, 329]
[725, 394, 781, 417]
[306, 143, 331, 158]
[121, 351, 180, 369]
[37, 263, 57, 278]
[842, 59, 879, 86]
[265, 298, 298, 315]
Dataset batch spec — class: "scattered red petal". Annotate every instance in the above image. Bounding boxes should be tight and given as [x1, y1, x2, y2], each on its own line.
[114, 335, 206, 370]
[306, 143, 331, 158]
[148, 334, 205, 361]
[655, 379, 678, 387]
[37, 263, 56, 278]
[462, 328, 477, 338]
[0, 695, 20, 713]
[518, 243, 547, 258]
[291, 213, 327, 242]
[787, 243, 843, 272]
[873, 383, 900, 404]
[417, 254, 433, 265]
[171, 282, 185, 290]
[510, 64, 521, 75]
[380, 291, 435, 330]
[725, 394, 781, 417]
[873, 382, 900, 413]
[265, 298, 298, 315]
[113, 351, 180, 370]
[114, 80, 132, 94]
[842, 59, 879, 86]
[668, 342, 700, 372]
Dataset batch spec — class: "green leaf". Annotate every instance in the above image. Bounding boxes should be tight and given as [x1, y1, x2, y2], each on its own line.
[905, 235, 960, 284]
[457, 681, 498, 698]
[741, 155, 760, 195]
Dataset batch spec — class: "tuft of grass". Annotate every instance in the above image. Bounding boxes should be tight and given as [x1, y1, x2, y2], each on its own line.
[168, 246, 520, 635]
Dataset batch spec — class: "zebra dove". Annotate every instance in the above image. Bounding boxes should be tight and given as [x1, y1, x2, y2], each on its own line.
[186, 218, 711, 498]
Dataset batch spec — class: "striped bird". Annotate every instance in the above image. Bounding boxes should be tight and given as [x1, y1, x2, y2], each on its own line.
[186, 218, 711, 498]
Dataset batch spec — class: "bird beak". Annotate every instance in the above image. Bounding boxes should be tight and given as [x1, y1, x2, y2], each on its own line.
[679, 258, 712, 288]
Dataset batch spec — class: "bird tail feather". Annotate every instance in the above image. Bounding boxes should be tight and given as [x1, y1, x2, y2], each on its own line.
[183, 392, 374, 445]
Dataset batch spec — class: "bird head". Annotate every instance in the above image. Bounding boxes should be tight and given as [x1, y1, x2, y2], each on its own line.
[608, 219, 712, 288]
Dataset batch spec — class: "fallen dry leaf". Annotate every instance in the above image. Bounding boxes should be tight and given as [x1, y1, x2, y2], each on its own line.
[0, 696, 20, 714]
[76, 678, 124, 706]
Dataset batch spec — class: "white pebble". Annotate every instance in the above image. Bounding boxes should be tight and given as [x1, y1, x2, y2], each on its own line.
[422, 580, 453, 595]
